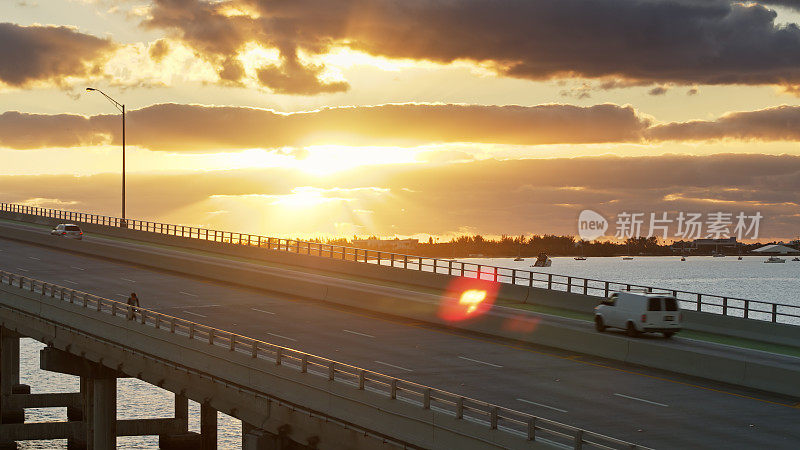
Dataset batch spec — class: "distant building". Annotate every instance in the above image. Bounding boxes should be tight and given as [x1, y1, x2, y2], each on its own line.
[752, 244, 800, 255]
[352, 237, 419, 251]
[691, 237, 738, 249]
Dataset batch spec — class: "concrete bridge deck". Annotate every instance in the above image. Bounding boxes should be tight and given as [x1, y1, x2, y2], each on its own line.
[0, 232, 798, 448]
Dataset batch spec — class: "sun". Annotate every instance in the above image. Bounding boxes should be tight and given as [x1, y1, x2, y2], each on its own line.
[292, 145, 419, 175]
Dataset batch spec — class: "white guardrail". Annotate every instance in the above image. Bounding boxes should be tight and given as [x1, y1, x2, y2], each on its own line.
[0, 270, 647, 450]
[0, 203, 797, 325]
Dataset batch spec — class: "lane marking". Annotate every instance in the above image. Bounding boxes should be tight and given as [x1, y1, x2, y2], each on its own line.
[115, 294, 128, 298]
[179, 291, 198, 297]
[16, 268, 29, 272]
[516, 398, 568, 413]
[121, 278, 137, 283]
[458, 356, 503, 368]
[182, 311, 207, 318]
[614, 393, 668, 408]
[28, 256, 40, 260]
[63, 280, 78, 285]
[252, 308, 276, 315]
[374, 361, 413, 372]
[267, 332, 296, 342]
[71, 266, 86, 271]
[182, 304, 219, 309]
[343, 329, 374, 338]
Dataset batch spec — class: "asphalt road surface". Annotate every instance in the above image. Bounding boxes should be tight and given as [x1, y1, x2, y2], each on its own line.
[0, 233, 798, 449]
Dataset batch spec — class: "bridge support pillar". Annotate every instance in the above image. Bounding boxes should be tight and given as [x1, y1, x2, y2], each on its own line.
[158, 393, 201, 449]
[1, 328, 27, 425]
[200, 402, 217, 450]
[88, 376, 116, 450]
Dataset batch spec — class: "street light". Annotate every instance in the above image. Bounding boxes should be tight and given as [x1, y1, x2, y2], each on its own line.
[85, 87, 127, 227]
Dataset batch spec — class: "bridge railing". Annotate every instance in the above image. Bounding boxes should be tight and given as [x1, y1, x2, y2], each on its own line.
[2, 202, 798, 326]
[0, 269, 647, 450]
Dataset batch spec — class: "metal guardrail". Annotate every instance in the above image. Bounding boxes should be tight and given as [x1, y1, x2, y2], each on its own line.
[0, 270, 647, 450]
[2, 202, 798, 325]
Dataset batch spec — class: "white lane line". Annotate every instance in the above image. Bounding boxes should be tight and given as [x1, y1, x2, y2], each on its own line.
[251, 308, 275, 315]
[63, 280, 78, 285]
[16, 268, 29, 272]
[121, 278, 136, 283]
[28, 256, 40, 260]
[179, 291, 198, 297]
[516, 398, 568, 413]
[71, 266, 86, 271]
[343, 329, 374, 338]
[182, 304, 220, 309]
[267, 332, 297, 342]
[182, 311, 207, 318]
[458, 356, 503, 368]
[614, 393, 668, 407]
[374, 361, 413, 372]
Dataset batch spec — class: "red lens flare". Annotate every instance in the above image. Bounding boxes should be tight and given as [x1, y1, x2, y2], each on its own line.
[438, 278, 499, 322]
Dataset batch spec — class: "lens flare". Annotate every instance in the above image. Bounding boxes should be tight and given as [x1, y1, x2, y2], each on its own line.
[438, 278, 498, 322]
[459, 289, 487, 314]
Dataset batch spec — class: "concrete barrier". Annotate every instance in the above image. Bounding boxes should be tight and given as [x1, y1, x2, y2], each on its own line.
[1, 223, 798, 398]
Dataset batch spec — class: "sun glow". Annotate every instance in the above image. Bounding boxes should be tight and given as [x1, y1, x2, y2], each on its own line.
[291, 145, 420, 175]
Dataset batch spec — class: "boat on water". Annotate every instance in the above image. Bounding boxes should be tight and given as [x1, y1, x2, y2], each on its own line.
[680, 256, 686, 261]
[513, 256, 524, 262]
[712, 253, 725, 258]
[532, 252, 552, 267]
[738, 256, 743, 260]
[574, 256, 587, 261]
[764, 256, 786, 263]
[793, 257, 800, 262]
[622, 256, 634, 260]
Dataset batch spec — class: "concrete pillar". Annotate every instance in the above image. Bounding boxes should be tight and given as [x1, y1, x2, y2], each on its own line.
[91, 377, 116, 450]
[0, 329, 25, 425]
[200, 403, 217, 450]
[174, 393, 188, 427]
[158, 393, 200, 449]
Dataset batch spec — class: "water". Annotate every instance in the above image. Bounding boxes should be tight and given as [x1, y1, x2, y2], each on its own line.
[18, 340, 242, 449]
[462, 255, 800, 306]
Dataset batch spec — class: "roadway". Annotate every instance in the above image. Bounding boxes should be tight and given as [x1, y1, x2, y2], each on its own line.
[0, 233, 799, 449]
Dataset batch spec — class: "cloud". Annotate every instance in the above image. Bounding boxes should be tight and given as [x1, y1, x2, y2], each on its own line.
[0, 154, 797, 239]
[143, 0, 800, 93]
[0, 22, 116, 88]
[6, 102, 800, 152]
[0, 102, 649, 151]
[648, 86, 669, 96]
[647, 105, 800, 142]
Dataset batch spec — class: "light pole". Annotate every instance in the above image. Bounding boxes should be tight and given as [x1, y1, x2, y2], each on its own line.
[86, 87, 126, 227]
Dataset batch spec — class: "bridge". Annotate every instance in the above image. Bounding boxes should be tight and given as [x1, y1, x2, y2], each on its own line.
[0, 203, 798, 449]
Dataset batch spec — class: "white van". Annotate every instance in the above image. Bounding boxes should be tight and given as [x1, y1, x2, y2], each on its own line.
[594, 291, 682, 338]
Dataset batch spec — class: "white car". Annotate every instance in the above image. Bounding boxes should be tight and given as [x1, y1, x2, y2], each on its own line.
[594, 291, 682, 338]
[51, 224, 83, 240]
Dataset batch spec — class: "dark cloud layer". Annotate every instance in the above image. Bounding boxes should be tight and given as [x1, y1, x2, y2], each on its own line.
[0, 22, 115, 87]
[145, 0, 800, 94]
[0, 154, 797, 239]
[5, 102, 800, 151]
[647, 105, 800, 141]
[0, 103, 649, 151]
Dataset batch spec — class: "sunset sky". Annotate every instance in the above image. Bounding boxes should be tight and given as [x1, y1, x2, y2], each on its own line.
[2, 0, 800, 241]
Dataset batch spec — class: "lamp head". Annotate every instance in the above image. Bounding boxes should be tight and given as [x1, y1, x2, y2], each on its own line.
[85, 87, 96, 92]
